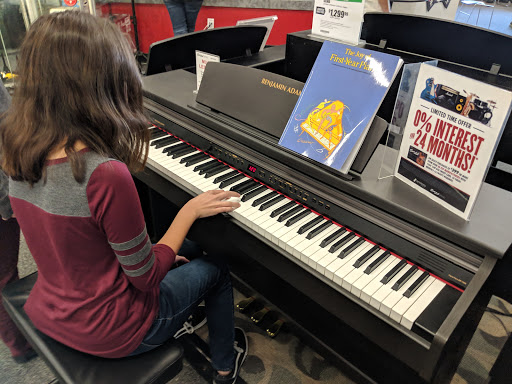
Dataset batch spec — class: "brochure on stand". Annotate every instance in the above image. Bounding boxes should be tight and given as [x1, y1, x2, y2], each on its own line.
[394, 63, 512, 220]
[195, 50, 220, 93]
[311, 0, 365, 45]
[278, 40, 403, 174]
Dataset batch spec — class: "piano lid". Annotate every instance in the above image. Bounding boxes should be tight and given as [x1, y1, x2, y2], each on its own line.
[142, 69, 512, 260]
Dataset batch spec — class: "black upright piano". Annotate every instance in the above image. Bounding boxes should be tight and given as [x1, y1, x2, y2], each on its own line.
[135, 14, 512, 383]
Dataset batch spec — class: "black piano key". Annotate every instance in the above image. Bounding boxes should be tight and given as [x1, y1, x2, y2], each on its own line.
[259, 195, 285, 211]
[194, 159, 219, 172]
[172, 146, 196, 159]
[195, 160, 219, 174]
[219, 173, 245, 189]
[298, 216, 324, 235]
[213, 170, 239, 184]
[328, 232, 356, 253]
[364, 251, 390, 274]
[151, 129, 167, 139]
[285, 209, 310, 227]
[392, 265, 418, 291]
[165, 142, 188, 154]
[242, 185, 267, 202]
[205, 165, 230, 178]
[412, 286, 461, 342]
[404, 271, 430, 298]
[252, 191, 278, 207]
[187, 155, 211, 167]
[155, 136, 179, 148]
[381, 259, 408, 284]
[306, 221, 332, 240]
[270, 201, 297, 218]
[338, 237, 366, 259]
[230, 179, 255, 193]
[152, 136, 177, 148]
[159, 143, 179, 153]
[237, 181, 261, 195]
[162, 141, 185, 152]
[320, 228, 345, 248]
[200, 162, 225, 176]
[180, 152, 206, 164]
[278, 206, 304, 223]
[353, 245, 381, 268]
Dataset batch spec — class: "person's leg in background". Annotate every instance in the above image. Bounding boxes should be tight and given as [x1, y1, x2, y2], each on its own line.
[163, 0, 188, 36]
[0, 218, 35, 363]
[184, 0, 204, 33]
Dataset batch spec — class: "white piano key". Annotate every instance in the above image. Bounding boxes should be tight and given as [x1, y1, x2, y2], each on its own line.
[379, 269, 424, 317]
[389, 275, 436, 323]
[303, 225, 339, 266]
[286, 218, 326, 258]
[401, 279, 445, 330]
[252, 199, 291, 235]
[315, 230, 352, 274]
[333, 242, 373, 287]
[367, 259, 409, 308]
[276, 212, 315, 249]
[293, 224, 330, 261]
[354, 254, 396, 300]
[323, 236, 360, 280]
[342, 249, 386, 293]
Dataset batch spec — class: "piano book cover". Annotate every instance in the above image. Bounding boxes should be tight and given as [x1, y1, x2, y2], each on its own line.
[395, 64, 512, 220]
[278, 41, 403, 174]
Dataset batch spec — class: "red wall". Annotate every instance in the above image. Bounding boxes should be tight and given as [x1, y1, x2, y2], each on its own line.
[100, 4, 313, 53]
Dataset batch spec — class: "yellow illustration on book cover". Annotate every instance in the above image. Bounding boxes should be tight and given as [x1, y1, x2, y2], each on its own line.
[300, 100, 347, 158]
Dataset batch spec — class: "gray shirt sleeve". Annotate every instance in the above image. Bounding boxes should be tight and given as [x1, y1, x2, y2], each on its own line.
[0, 81, 12, 219]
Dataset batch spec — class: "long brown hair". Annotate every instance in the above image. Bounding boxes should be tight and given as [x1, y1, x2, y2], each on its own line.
[0, 11, 149, 184]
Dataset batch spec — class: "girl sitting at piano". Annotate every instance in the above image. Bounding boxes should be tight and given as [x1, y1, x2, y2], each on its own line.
[0, 11, 246, 384]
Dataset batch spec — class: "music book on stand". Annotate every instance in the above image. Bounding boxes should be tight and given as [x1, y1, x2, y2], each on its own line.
[278, 40, 403, 174]
[394, 63, 512, 220]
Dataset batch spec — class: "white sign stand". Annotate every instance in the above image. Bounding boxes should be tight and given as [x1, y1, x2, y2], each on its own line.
[236, 15, 278, 51]
[311, 0, 365, 46]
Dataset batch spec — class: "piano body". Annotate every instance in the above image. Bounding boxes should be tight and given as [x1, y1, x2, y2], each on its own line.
[134, 14, 512, 383]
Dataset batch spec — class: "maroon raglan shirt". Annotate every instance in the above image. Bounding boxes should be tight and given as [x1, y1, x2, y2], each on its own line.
[9, 150, 175, 357]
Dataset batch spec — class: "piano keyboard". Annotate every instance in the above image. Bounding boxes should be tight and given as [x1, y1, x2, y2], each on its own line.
[146, 126, 461, 341]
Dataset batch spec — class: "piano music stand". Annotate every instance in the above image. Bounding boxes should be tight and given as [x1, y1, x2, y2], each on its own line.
[145, 26, 267, 76]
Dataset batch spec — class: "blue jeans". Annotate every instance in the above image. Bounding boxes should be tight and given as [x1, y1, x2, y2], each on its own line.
[130, 240, 235, 372]
[163, 0, 203, 36]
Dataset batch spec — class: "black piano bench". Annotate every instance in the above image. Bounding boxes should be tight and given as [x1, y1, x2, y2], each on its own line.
[1, 272, 184, 384]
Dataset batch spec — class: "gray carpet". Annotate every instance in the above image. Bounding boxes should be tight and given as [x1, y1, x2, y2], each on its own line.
[1, 234, 512, 384]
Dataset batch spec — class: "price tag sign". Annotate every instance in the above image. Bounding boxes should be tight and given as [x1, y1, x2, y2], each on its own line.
[195, 50, 220, 94]
[311, 0, 365, 45]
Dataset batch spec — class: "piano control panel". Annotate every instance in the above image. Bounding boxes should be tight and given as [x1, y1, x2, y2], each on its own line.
[211, 145, 317, 206]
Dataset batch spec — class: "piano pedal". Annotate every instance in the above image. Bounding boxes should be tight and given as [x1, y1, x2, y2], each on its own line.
[251, 307, 270, 324]
[236, 296, 256, 313]
[266, 319, 285, 338]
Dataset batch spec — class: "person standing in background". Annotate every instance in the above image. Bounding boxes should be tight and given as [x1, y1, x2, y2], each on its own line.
[163, 0, 204, 36]
[364, 0, 391, 13]
[0, 81, 36, 364]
